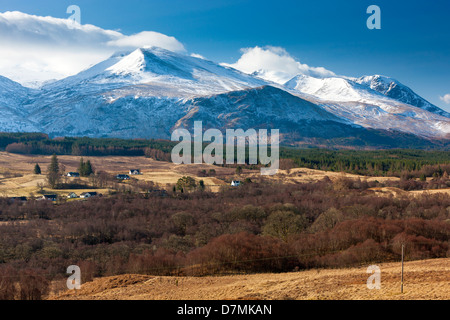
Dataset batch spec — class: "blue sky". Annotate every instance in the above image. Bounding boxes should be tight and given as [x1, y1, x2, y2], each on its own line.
[0, 0, 449, 111]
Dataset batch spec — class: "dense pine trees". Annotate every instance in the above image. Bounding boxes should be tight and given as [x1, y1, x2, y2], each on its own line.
[78, 157, 94, 177]
[46, 154, 60, 188]
[33, 163, 41, 174]
[280, 148, 450, 177]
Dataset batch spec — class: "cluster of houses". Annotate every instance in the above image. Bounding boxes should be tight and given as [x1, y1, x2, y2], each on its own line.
[39, 192, 99, 201]
[65, 168, 243, 189]
[65, 168, 141, 181]
[36, 169, 143, 201]
[8, 168, 143, 203]
[67, 191, 99, 199]
[8, 168, 243, 203]
[9, 192, 99, 202]
[116, 169, 141, 180]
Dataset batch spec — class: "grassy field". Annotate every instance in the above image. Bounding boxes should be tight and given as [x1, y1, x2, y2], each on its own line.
[0, 152, 232, 196]
[52, 258, 450, 300]
[1, 151, 450, 198]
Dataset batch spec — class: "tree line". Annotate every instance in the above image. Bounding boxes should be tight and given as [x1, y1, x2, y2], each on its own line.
[2, 133, 450, 177]
[280, 148, 450, 177]
[0, 133, 175, 158]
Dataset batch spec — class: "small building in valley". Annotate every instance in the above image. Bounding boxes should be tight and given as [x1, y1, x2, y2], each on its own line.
[66, 172, 80, 177]
[42, 194, 57, 201]
[80, 192, 97, 199]
[129, 169, 141, 175]
[231, 180, 241, 187]
[8, 196, 27, 202]
[67, 192, 78, 199]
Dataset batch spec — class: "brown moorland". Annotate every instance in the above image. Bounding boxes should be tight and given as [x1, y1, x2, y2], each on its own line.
[53, 257, 449, 300]
[1, 151, 449, 198]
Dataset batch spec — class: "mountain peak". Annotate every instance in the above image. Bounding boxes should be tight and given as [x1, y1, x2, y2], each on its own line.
[355, 74, 450, 118]
[356, 74, 399, 92]
[106, 48, 148, 75]
[284, 74, 367, 102]
[39, 45, 267, 98]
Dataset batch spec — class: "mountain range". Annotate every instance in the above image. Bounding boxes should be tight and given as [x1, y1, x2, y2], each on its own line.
[0, 47, 449, 149]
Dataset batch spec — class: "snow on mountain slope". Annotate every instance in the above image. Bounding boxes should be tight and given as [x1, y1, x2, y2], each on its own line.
[284, 74, 450, 138]
[174, 85, 345, 129]
[173, 86, 445, 148]
[0, 75, 30, 105]
[27, 85, 349, 139]
[43, 47, 267, 98]
[0, 46, 449, 145]
[319, 101, 450, 139]
[285, 75, 374, 102]
[22, 47, 271, 138]
[31, 94, 185, 139]
[355, 75, 450, 118]
[0, 76, 39, 131]
[37, 83, 426, 149]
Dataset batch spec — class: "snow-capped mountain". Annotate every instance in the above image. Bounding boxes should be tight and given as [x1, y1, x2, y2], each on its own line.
[173, 85, 347, 133]
[20, 47, 271, 138]
[355, 75, 450, 118]
[43, 47, 267, 97]
[284, 74, 450, 139]
[0, 76, 39, 132]
[0, 47, 449, 147]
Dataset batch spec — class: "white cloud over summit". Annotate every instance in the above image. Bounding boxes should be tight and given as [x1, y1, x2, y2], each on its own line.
[0, 11, 334, 89]
[223, 46, 335, 84]
[106, 31, 185, 52]
[440, 94, 450, 104]
[0, 11, 185, 86]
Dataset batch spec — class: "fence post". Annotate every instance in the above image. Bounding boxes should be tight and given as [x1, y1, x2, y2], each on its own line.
[401, 244, 404, 294]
